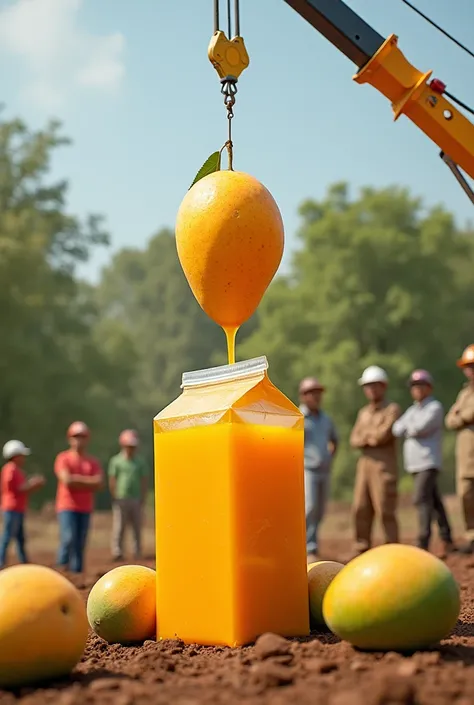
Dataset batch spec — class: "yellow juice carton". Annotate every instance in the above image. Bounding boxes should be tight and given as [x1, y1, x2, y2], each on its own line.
[154, 356, 309, 647]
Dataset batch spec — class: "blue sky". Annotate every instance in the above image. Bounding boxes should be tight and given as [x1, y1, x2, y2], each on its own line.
[1, 0, 473, 281]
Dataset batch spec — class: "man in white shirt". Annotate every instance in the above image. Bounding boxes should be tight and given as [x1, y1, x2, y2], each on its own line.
[392, 369, 456, 555]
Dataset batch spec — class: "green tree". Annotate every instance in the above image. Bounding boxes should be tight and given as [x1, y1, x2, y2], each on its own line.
[94, 229, 226, 464]
[0, 115, 131, 507]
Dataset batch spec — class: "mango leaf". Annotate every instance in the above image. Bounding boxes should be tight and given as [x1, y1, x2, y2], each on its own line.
[189, 151, 221, 189]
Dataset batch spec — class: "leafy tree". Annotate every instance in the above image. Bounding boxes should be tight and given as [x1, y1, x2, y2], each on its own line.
[94, 230, 225, 464]
[0, 115, 129, 507]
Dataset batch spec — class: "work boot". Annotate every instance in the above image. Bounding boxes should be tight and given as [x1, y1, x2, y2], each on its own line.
[439, 540, 458, 558]
[458, 540, 474, 555]
[416, 541, 429, 551]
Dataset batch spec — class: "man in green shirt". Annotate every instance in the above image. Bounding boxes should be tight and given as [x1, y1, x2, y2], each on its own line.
[108, 429, 148, 560]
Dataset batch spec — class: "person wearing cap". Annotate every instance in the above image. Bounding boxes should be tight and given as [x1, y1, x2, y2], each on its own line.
[392, 370, 455, 554]
[108, 429, 149, 561]
[299, 377, 339, 562]
[54, 421, 103, 573]
[445, 344, 474, 553]
[350, 366, 401, 554]
[0, 441, 45, 568]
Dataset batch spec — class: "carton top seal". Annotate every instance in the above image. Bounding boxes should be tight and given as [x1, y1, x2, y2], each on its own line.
[181, 356, 268, 389]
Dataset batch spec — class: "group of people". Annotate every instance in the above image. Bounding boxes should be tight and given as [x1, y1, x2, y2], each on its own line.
[0, 422, 149, 572]
[301, 343, 474, 562]
[2, 343, 474, 573]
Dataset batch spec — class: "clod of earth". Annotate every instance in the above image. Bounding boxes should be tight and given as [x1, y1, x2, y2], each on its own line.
[254, 633, 292, 660]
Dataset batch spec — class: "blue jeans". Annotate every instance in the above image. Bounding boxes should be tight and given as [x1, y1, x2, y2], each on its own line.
[57, 511, 90, 573]
[304, 469, 331, 554]
[0, 511, 27, 566]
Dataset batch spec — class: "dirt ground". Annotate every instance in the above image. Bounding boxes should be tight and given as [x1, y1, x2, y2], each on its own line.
[1, 536, 473, 705]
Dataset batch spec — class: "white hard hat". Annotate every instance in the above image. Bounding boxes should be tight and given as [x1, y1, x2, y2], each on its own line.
[358, 365, 389, 386]
[2, 440, 31, 461]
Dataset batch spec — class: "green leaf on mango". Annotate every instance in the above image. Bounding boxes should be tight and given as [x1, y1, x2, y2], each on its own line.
[189, 151, 221, 189]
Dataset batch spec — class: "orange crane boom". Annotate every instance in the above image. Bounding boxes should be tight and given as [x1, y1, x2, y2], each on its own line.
[283, 0, 474, 204]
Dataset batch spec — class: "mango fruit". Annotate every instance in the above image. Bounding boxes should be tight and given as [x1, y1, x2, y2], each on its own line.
[307, 560, 344, 625]
[323, 544, 460, 651]
[87, 564, 156, 644]
[0, 564, 88, 688]
[175, 170, 284, 329]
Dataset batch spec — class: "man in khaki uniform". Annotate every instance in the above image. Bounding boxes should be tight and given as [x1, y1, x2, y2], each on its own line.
[445, 344, 474, 553]
[350, 366, 401, 554]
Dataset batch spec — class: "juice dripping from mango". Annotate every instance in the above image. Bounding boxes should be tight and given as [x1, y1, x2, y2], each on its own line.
[224, 326, 238, 365]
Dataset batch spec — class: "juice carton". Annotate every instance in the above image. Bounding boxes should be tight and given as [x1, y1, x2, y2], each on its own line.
[154, 356, 309, 646]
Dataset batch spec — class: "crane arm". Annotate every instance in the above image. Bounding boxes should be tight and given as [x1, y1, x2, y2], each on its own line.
[283, 0, 474, 196]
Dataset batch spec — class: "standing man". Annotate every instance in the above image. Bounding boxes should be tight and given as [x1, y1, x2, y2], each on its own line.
[350, 366, 401, 555]
[108, 429, 148, 561]
[392, 370, 455, 554]
[299, 377, 338, 563]
[54, 421, 103, 573]
[0, 440, 45, 568]
[445, 344, 474, 554]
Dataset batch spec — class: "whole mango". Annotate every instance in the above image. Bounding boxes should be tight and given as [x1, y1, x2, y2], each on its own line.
[175, 170, 284, 329]
[87, 565, 156, 644]
[322, 544, 460, 651]
[0, 564, 88, 688]
[307, 560, 344, 625]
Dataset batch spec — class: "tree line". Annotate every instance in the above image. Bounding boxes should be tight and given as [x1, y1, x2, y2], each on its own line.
[1, 113, 473, 507]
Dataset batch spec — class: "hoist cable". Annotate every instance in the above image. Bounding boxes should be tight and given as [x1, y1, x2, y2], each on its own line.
[227, 0, 232, 38]
[398, 1, 474, 117]
[399, 0, 474, 61]
[235, 0, 240, 36]
[213, 0, 241, 37]
[444, 90, 474, 117]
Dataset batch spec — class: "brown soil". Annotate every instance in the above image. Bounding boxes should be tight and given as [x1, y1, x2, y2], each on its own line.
[1, 544, 474, 705]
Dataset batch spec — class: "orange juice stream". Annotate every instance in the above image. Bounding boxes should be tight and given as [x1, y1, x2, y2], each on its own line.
[224, 325, 238, 364]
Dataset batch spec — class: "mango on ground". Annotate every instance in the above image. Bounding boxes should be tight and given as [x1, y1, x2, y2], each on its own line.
[0, 564, 88, 688]
[307, 560, 344, 625]
[322, 544, 460, 651]
[87, 564, 156, 644]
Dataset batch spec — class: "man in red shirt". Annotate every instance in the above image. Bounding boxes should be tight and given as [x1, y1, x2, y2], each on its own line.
[0, 440, 45, 568]
[54, 421, 103, 573]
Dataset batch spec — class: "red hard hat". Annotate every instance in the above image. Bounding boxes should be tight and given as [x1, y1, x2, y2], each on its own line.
[67, 421, 90, 438]
[299, 376, 325, 393]
[409, 369, 433, 386]
[119, 429, 139, 447]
